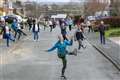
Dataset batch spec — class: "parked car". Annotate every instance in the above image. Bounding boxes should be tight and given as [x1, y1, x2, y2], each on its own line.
[4, 15, 22, 23]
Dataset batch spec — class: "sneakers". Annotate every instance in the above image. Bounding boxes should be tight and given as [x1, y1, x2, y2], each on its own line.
[61, 75, 67, 80]
[83, 45, 87, 49]
[73, 48, 77, 56]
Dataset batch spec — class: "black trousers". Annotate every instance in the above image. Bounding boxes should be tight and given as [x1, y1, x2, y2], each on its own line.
[58, 52, 75, 76]
[17, 29, 27, 40]
[58, 54, 67, 76]
[69, 25, 72, 31]
[49, 25, 53, 32]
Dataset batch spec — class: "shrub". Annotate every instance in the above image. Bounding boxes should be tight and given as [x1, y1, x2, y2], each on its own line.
[96, 16, 120, 28]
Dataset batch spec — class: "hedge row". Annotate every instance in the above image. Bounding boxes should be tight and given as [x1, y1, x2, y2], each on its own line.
[96, 16, 120, 28]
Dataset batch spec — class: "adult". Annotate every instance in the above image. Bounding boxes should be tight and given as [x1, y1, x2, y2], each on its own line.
[11, 19, 18, 38]
[27, 17, 33, 31]
[48, 19, 53, 32]
[87, 20, 93, 33]
[2, 22, 15, 47]
[17, 22, 27, 40]
[98, 21, 106, 44]
[32, 20, 40, 41]
[68, 18, 73, 31]
[74, 26, 86, 50]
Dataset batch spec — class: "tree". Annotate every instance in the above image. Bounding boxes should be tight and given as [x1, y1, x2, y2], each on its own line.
[84, 0, 108, 16]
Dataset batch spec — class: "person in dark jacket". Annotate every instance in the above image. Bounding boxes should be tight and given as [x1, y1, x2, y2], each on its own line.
[98, 21, 106, 44]
[59, 19, 68, 40]
[75, 26, 86, 50]
[27, 17, 33, 31]
[32, 20, 40, 41]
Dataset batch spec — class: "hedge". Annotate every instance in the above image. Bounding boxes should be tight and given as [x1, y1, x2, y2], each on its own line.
[96, 16, 120, 28]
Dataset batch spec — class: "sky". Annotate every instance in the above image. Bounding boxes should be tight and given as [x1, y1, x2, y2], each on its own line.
[25, 0, 84, 2]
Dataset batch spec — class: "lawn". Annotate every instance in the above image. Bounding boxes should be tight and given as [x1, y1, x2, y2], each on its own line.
[105, 28, 120, 37]
[95, 28, 120, 38]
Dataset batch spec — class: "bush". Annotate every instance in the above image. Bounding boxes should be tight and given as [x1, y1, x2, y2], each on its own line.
[109, 31, 120, 37]
[96, 16, 120, 28]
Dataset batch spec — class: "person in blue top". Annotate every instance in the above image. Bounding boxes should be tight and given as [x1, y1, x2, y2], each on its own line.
[11, 19, 18, 38]
[46, 35, 77, 79]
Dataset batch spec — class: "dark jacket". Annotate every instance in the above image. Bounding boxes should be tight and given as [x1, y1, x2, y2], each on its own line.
[98, 24, 105, 34]
[32, 23, 40, 32]
[75, 29, 84, 40]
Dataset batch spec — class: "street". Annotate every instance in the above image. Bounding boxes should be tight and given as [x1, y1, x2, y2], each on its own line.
[0, 27, 120, 80]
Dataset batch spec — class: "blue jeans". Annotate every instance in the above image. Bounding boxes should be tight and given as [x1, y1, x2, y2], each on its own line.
[33, 32, 39, 40]
[100, 32, 105, 44]
[6, 34, 15, 47]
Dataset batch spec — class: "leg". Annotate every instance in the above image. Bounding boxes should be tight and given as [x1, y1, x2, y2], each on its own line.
[70, 25, 72, 31]
[68, 48, 77, 56]
[58, 54, 67, 76]
[6, 37, 9, 47]
[62, 35, 68, 40]
[103, 33, 105, 44]
[17, 30, 22, 40]
[88, 26, 90, 33]
[14, 31, 17, 38]
[21, 30, 27, 36]
[100, 33, 103, 44]
[34, 32, 36, 40]
[61, 57, 67, 76]
[8, 34, 15, 42]
[29, 24, 32, 31]
[50, 25, 52, 32]
[36, 32, 39, 40]
[78, 40, 81, 50]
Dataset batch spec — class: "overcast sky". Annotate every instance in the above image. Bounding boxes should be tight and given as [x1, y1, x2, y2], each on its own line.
[26, 0, 84, 2]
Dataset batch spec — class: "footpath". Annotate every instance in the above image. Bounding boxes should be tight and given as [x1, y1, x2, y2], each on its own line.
[85, 32, 120, 71]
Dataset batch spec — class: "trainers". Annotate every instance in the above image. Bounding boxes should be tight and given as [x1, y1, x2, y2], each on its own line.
[83, 45, 86, 49]
[73, 48, 77, 56]
[61, 75, 67, 80]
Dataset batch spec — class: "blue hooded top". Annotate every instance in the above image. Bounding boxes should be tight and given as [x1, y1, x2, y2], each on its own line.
[47, 40, 73, 55]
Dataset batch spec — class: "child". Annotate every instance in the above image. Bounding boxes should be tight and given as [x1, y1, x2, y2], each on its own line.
[46, 35, 77, 79]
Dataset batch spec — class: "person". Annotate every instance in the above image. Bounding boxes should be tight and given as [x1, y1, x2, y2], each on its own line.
[0, 17, 5, 34]
[98, 21, 106, 44]
[32, 20, 40, 41]
[43, 19, 47, 30]
[27, 17, 33, 31]
[48, 19, 53, 32]
[68, 18, 73, 31]
[74, 26, 86, 50]
[11, 19, 18, 38]
[87, 20, 93, 33]
[46, 35, 77, 79]
[52, 19, 56, 29]
[2, 22, 15, 47]
[17, 22, 27, 40]
[59, 19, 68, 40]
[77, 16, 84, 28]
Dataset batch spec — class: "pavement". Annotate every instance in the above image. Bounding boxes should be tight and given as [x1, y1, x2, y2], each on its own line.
[0, 26, 120, 80]
[109, 37, 120, 46]
[84, 29, 120, 71]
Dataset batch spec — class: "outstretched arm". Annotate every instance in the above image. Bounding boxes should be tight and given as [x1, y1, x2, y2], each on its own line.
[47, 42, 58, 52]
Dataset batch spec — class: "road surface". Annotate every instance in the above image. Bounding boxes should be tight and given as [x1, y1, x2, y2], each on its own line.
[0, 26, 120, 80]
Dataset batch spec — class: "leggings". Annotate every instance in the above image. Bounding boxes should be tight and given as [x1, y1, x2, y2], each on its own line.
[58, 52, 75, 76]
[58, 54, 67, 76]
